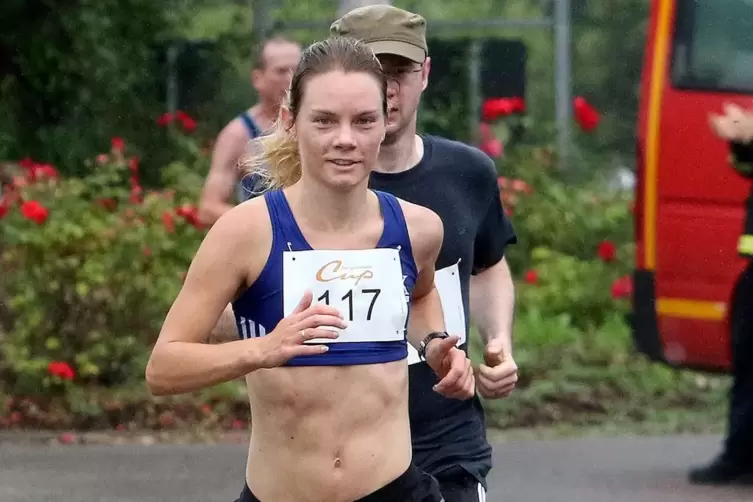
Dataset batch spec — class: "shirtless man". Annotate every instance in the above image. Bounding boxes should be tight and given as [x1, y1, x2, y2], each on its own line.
[198, 35, 301, 225]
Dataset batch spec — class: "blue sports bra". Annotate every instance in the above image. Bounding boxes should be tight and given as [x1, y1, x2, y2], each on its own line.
[231, 189, 418, 367]
[236, 112, 263, 203]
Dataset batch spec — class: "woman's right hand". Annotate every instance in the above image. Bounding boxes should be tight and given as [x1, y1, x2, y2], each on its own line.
[257, 290, 346, 368]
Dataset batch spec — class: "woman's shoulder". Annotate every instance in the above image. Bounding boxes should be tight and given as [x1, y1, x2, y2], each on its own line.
[396, 198, 443, 260]
[209, 195, 273, 248]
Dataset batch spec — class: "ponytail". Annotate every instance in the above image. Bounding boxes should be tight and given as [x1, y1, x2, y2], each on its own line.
[239, 108, 302, 194]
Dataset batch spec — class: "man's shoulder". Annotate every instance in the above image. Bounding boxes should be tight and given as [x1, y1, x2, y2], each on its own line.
[423, 135, 497, 178]
[217, 117, 253, 143]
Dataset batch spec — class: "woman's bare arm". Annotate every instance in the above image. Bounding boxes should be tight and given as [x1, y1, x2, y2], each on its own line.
[145, 204, 269, 395]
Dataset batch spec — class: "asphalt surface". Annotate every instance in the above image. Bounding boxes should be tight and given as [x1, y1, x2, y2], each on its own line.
[1, 434, 751, 501]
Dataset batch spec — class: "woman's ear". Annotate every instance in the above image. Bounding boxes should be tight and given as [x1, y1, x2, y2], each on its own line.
[280, 105, 296, 138]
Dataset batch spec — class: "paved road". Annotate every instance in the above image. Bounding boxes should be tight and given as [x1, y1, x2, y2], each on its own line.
[1, 434, 751, 501]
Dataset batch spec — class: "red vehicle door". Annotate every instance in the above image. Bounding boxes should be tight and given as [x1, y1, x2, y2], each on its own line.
[633, 0, 753, 372]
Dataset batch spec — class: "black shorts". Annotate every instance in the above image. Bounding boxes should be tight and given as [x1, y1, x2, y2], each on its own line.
[436, 470, 487, 502]
[234, 462, 443, 502]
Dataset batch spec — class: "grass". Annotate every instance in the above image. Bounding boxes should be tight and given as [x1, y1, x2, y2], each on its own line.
[471, 310, 730, 437]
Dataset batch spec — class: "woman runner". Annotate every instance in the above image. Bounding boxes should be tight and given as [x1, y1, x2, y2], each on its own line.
[145, 36, 475, 502]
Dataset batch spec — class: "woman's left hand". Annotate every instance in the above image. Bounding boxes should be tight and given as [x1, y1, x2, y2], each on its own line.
[425, 335, 476, 400]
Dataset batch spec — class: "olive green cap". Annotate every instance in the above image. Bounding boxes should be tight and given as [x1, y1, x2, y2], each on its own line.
[330, 5, 428, 64]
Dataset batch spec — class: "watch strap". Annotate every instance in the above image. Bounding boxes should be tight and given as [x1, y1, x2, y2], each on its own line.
[418, 331, 450, 361]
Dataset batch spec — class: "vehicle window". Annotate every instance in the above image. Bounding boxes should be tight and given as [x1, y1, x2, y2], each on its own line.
[671, 0, 753, 94]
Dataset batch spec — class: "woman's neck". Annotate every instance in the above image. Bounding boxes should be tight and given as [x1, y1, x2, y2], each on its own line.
[286, 178, 372, 233]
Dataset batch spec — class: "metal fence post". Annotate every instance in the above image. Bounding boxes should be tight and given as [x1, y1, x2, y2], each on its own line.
[166, 43, 180, 114]
[554, 0, 573, 168]
[252, 0, 273, 44]
[468, 39, 482, 143]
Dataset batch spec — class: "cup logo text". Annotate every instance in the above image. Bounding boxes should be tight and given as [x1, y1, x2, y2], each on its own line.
[316, 260, 374, 286]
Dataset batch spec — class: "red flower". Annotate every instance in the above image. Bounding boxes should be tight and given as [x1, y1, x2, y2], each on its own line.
[501, 191, 518, 206]
[176, 203, 201, 228]
[31, 163, 58, 180]
[129, 186, 143, 205]
[12, 175, 28, 189]
[111, 137, 125, 152]
[0, 198, 9, 220]
[96, 198, 117, 211]
[128, 156, 139, 174]
[19, 157, 34, 168]
[524, 270, 538, 284]
[47, 361, 75, 380]
[573, 96, 600, 132]
[611, 275, 633, 299]
[156, 112, 173, 126]
[162, 211, 175, 233]
[175, 110, 198, 133]
[96, 154, 109, 164]
[481, 97, 526, 122]
[510, 179, 532, 194]
[597, 241, 617, 262]
[480, 138, 503, 158]
[20, 200, 49, 224]
[156, 110, 198, 132]
[479, 122, 494, 141]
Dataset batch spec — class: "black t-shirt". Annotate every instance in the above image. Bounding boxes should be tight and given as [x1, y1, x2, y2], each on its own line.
[369, 135, 518, 487]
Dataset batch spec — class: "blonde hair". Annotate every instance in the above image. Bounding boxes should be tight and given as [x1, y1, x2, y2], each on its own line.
[239, 37, 387, 196]
[240, 102, 301, 194]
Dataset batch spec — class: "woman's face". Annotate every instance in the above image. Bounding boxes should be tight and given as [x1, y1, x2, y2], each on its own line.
[292, 69, 386, 190]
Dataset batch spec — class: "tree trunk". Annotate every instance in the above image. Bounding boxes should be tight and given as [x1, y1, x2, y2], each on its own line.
[337, 0, 392, 17]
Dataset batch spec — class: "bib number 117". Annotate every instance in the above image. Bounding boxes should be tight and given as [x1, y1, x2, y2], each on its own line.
[317, 288, 381, 322]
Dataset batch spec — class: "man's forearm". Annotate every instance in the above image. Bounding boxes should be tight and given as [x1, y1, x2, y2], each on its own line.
[469, 257, 515, 355]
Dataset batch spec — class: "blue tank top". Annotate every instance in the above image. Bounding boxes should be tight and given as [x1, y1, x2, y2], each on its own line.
[236, 112, 263, 203]
[232, 189, 419, 367]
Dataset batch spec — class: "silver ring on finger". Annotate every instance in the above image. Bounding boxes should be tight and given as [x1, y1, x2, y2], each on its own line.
[300, 329, 306, 339]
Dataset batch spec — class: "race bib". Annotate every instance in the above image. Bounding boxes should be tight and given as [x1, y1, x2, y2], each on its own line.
[283, 248, 409, 344]
[407, 262, 466, 365]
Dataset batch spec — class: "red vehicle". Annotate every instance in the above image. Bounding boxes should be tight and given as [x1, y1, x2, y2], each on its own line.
[633, 0, 753, 372]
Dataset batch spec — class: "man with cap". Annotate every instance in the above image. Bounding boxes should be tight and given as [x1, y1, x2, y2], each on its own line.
[331, 6, 519, 501]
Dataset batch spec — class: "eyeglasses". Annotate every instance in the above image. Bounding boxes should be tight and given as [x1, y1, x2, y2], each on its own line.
[382, 64, 424, 82]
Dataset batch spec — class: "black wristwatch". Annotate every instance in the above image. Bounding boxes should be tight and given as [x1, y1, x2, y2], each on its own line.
[418, 331, 450, 362]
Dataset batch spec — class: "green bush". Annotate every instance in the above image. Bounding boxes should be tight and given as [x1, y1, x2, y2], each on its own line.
[0, 127, 208, 397]
[489, 144, 634, 330]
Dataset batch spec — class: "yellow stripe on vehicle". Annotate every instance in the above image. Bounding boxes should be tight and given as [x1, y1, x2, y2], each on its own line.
[644, 0, 673, 270]
[656, 298, 727, 321]
[738, 235, 753, 255]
